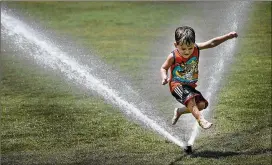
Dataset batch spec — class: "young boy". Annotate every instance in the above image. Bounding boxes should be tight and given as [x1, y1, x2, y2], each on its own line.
[160, 26, 238, 129]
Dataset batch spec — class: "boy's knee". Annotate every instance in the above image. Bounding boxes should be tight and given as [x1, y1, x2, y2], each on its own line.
[186, 98, 196, 109]
[197, 101, 206, 111]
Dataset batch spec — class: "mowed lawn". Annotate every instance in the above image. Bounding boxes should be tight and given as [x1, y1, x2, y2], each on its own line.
[1, 2, 271, 165]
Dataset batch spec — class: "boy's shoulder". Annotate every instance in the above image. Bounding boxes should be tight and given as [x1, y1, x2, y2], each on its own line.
[194, 43, 200, 50]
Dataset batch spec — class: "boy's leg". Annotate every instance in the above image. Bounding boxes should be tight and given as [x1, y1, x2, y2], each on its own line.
[186, 98, 212, 129]
[176, 101, 206, 115]
[197, 101, 206, 111]
[172, 101, 206, 125]
[171, 85, 211, 128]
[172, 107, 189, 125]
[186, 97, 201, 120]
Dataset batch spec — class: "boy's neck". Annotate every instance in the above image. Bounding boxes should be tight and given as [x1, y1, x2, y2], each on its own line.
[177, 49, 191, 59]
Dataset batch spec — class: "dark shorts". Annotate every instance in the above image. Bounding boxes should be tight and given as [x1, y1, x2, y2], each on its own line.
[171, 85, 208, 108]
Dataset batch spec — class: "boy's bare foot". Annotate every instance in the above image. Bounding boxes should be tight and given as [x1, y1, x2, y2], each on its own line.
[198, 118, 213, 129]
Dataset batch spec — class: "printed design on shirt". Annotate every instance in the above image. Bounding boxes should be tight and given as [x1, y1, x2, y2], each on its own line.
[172, 56, 198, 84]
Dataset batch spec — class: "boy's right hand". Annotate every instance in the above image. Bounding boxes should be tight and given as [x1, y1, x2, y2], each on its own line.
[162, 77, 169, 85]
[227, 31, 238, 39]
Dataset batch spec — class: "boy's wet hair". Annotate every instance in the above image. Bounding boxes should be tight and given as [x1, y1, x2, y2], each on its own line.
[175, 26, 195, 45]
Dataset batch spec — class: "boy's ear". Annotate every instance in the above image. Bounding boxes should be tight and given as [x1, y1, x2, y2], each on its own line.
[174, 42, 178, 48]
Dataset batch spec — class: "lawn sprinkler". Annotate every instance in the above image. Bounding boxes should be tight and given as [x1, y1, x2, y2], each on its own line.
[184, 145, 193, 155]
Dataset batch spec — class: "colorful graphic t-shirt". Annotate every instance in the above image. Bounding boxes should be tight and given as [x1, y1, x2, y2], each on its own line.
[169, 45, 200, 93]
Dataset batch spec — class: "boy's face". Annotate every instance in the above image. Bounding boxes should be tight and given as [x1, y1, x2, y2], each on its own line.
[174, 42, 194, 58]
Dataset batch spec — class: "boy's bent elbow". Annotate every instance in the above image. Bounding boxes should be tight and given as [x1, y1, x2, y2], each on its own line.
[160, 67, 167, 73]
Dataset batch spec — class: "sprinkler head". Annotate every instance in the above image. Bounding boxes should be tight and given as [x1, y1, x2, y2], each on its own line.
[184, 145, 193, 155]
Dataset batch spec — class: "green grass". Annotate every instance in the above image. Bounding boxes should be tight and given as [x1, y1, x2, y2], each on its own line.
[1, 1, 271, 165]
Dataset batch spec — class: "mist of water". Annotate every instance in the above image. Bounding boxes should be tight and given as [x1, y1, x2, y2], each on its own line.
[1, 9, 186, 148]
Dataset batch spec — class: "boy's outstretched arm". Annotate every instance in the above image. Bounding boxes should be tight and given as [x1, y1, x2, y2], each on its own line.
[160, 54, 174, 85]
[197, 31, 238, 50]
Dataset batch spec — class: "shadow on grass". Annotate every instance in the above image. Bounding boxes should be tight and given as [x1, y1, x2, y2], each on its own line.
[169, 148, 271, 165]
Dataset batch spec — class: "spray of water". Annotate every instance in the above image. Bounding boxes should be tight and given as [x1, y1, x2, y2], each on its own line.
[1, 9, 186, 148]
[188, 1, 251, 146]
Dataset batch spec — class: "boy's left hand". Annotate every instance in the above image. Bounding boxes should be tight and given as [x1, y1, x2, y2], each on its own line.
[161, 77, 169, 85]
[228, 31, 238, 39]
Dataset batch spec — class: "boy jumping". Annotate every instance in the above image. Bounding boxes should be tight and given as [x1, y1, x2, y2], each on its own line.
[160, 26, 238, 129]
